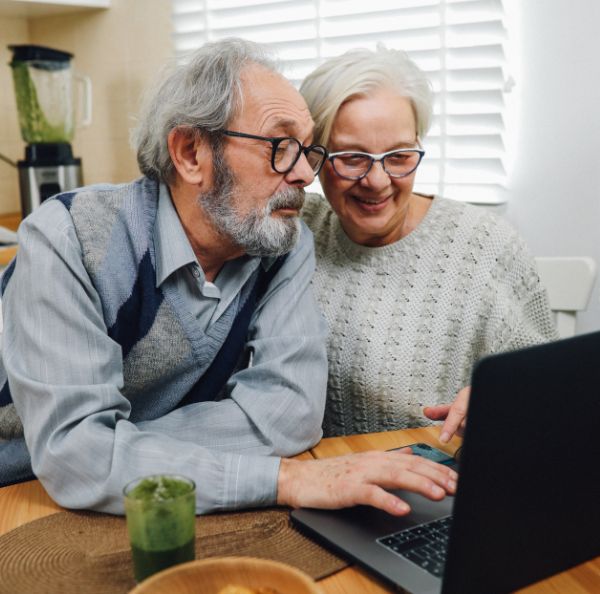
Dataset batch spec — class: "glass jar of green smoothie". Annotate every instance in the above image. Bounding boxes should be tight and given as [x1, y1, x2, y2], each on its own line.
[8, 44, 92, 145]
[123, 474, 196, 583]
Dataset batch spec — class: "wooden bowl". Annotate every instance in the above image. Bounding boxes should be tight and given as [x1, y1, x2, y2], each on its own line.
[128, 556, 323, 594]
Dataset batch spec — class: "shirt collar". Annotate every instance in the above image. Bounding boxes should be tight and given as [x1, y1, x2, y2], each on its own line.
[154, 183, 198, 287]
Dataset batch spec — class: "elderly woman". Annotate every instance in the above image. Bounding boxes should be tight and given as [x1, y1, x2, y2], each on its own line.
[300, 47, 558, 440]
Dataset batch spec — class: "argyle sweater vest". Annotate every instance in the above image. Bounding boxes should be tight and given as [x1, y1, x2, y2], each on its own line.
[0, 177, 284, 485]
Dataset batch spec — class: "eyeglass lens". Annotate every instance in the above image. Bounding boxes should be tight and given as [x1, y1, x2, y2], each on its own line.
[273, 138, 326, 174]
[304, 146, 327, 174]
[332, 150, 422, 179]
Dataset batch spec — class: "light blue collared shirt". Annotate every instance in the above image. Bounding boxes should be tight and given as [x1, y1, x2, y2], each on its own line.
[2, 183, 328, 514]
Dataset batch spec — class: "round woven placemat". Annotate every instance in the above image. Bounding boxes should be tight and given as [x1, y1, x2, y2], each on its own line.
[0, 508, 348, 594]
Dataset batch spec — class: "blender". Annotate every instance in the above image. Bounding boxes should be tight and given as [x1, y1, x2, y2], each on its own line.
[8, 44, 91, 216]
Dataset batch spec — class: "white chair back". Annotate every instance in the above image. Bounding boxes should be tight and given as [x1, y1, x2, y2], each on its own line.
[535, 257, 597, 338]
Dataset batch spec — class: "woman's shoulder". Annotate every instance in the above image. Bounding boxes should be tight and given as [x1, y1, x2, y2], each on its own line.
[301, 192, 334, 235]
[425, 197, 537, 283]
[441, 200, 540, 291]
[435, 197, 520, 244]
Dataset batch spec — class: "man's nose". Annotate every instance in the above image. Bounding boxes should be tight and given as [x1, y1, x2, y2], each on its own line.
[284, 152, 316, 188]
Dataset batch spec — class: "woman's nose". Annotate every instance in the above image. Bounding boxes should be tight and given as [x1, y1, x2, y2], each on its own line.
[360, 160, 391, 191]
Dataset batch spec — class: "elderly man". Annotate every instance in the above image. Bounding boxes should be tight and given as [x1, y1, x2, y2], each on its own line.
[0, 39, 456, 516]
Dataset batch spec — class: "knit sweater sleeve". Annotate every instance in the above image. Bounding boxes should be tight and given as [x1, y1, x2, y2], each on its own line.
[477, 219, 559, 355]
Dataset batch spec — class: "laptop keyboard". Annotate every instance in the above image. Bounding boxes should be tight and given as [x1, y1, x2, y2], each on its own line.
[376, 515, 452, 578]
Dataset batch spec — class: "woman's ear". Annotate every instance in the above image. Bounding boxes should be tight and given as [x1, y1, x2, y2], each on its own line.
[167, 127, 211, 186]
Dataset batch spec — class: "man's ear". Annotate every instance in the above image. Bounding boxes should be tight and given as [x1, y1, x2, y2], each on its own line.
[167, 127, 211, 186]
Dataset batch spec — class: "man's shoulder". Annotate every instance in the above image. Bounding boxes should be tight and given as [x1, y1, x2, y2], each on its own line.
[58, 177, 157, 211]
[20, 177, 160, 286]
[23, 177, 156, 226]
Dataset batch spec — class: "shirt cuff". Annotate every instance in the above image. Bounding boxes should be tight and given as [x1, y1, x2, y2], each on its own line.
[222, 453, 281, 510]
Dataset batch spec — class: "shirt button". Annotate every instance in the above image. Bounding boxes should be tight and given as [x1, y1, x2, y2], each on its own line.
[191, 266, 200, 278]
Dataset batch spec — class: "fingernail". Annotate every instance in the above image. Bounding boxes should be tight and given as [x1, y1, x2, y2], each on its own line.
[440, 432, 450, 443]
[447, 479, 457, 491]
[432, 485, 445, 497]
[396, 501, 410, 513]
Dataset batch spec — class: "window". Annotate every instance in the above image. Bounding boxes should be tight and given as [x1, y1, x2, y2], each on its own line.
[172, 0, 513, 204]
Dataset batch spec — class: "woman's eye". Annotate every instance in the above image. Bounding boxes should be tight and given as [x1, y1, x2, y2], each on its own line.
[341, 155, 368, 166]
[386, 153, 410, 164]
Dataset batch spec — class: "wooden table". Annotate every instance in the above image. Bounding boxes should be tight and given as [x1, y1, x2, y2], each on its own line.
[1, 426, 598, 593]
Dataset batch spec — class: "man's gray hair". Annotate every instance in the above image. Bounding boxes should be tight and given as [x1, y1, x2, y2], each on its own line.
[300, 45, 433, 147]
[132, 38, 279, 183]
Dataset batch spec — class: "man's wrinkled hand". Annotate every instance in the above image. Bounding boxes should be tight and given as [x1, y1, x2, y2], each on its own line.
[277, 448, 457, 516]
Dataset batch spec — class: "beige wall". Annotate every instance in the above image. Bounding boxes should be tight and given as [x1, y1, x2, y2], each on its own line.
[0, 0, 173, 215]
[0, 17, 30, 213]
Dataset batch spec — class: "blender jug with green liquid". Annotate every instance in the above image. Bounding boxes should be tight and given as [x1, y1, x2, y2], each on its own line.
[9, 44, 91, 216]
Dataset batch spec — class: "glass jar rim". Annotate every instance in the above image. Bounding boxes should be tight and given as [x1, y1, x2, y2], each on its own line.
[123, 474, 196, 501]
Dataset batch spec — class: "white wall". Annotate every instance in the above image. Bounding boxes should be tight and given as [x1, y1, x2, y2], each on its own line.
[505, 0, 600, 334]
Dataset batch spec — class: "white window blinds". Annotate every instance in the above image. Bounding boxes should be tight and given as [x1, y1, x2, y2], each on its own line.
[172, 0, 512, 204]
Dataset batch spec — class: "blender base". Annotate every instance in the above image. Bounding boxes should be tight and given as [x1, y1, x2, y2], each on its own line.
[18, 142, 83, 217]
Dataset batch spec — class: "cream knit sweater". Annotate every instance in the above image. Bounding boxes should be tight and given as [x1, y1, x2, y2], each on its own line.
[302, 193, 559, 436]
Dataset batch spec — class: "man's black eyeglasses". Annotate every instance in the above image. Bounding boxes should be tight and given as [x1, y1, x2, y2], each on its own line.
[221, 130, 328, 175]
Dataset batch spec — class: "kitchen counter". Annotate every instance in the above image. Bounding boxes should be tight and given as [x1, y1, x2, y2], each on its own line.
[0, 212, 19, 268]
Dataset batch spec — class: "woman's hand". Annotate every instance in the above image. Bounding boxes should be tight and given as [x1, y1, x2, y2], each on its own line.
[423, 386, 471, 443]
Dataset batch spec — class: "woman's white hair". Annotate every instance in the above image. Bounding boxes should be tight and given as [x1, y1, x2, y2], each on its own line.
[300, 45, 433, 147]
[131, 38, 278, 183]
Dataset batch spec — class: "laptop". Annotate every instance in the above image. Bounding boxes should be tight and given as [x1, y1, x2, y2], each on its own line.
[291, 331, 600, 594]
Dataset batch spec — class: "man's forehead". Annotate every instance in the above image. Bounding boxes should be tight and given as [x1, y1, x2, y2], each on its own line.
[256, 108, 314, 136]
[237, 64, 313, 135]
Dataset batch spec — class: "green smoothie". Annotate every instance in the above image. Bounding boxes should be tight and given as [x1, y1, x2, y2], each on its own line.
[10, 62, 73, 144]
[124, 475, 196, 582]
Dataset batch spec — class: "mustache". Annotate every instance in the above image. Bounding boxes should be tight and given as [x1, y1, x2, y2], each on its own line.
[266, 187, 305, 213]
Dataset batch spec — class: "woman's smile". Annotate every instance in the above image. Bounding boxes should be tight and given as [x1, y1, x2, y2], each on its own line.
[349, 193, 391, 211]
